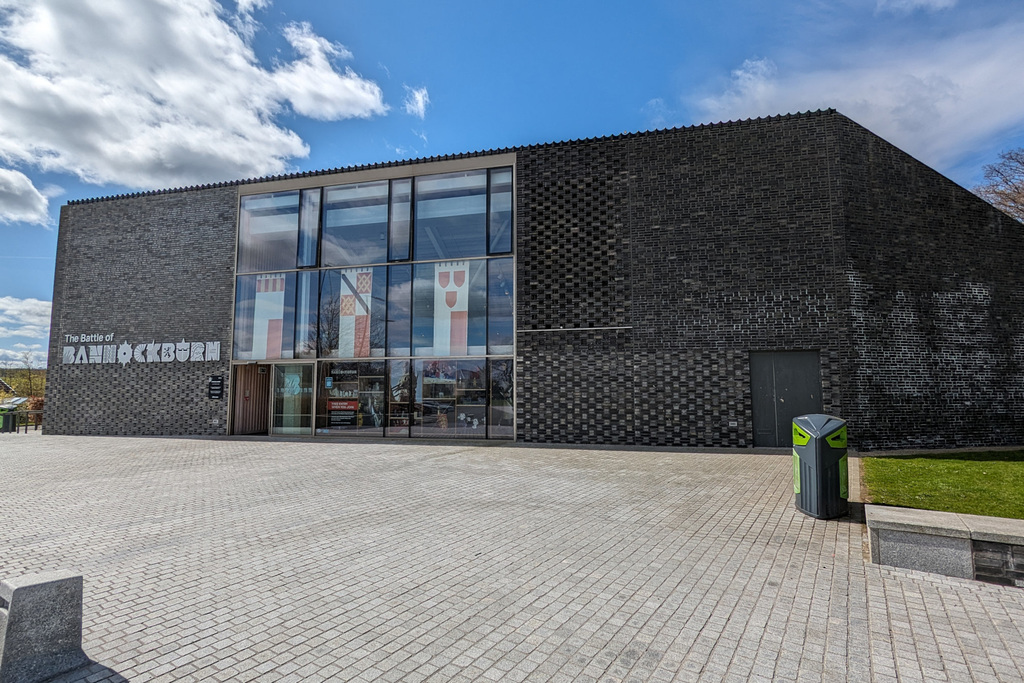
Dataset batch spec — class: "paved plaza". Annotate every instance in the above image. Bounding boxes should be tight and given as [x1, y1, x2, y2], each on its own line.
[2, 435, 1023, 682]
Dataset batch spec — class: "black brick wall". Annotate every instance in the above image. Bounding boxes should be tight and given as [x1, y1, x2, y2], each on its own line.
[516, 328, 634, 445]
[836, 115, 1024, 449]
[512, 112, 1022, 448]
[45, 187, 237, 435]
[43, 110, 1023, 448]
[515, 114, 850, 446]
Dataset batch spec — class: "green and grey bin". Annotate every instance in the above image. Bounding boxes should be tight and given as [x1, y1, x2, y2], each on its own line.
[792, 414, 848, 519]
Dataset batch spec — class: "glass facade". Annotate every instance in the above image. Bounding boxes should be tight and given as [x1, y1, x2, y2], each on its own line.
[233, 165, 515, 439]
[273, 364, 313, 435]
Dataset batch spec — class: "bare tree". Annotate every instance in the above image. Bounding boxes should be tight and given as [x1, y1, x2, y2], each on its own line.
[315, 292, 340, 357]
[974, 148, 1024, 222]
[19, 351, 36, 397]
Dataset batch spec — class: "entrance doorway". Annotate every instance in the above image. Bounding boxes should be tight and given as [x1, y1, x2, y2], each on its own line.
[232, 364, 314, 436]
[750, 351, 823, 447]
[232, 364, 271, 435]
[272, 364, 313, 435]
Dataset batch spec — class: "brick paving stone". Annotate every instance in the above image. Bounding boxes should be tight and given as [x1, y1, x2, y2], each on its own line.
[2, 435, 1024, 681]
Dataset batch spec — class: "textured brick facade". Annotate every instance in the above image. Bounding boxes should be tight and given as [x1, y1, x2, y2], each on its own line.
[44, 111, 1024, 448]
[514, 114, 850, 447]
[836, 117, 1024, 449]
[45, 187, 237, 435]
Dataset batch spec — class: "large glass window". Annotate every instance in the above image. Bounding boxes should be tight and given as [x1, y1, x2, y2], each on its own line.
[297, 189, 321, 268]
[412, 260, 486, 356]
[237, 192, 300, 273]
[235, 165, 515, 440]
[322, 181, 389, 266]
[273, 365, 313, 435]
[318, 267, 386, 358]
[387, 265, 412, 356]
[388, 179, 412, 261]
[414, 171, 487, 260]
[489, 359, 514, 439]
[410, 359, 489, 438]
[316, 361, 385, 435]
[233, 272, 298, 360]
[294, 271, 319, 358]
[387, 360, 412, 437]
[488, 168, 513, 254]
[488, 258, 514, 354]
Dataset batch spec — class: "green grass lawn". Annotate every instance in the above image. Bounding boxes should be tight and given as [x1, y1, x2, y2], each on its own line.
[862, 450, 1024, 520]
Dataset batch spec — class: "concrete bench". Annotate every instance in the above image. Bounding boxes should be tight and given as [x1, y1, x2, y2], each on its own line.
[0, 571, 89, 683]
[866, 505, 1024, 587]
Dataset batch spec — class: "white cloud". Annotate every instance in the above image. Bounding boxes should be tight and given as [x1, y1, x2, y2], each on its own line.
[235, 0, 270, 14]
[231, 0, 270, 40]
[0, 0, 388, 190]
[695, 21, 1024, 173]
[272, 22, 386, 121]
[0, 168, 49, 225]
[0, 346, 46, 367]
[0, 296, 51, 339]
[642, 98, 671, 129]
[403, 86, 430, 119]
[877, 0, 956, 13]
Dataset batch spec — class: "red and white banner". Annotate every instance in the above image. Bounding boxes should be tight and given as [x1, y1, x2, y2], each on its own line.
[338, 268, 373, 357]
[252, 273, 287, 359]
[434, 261, 469, 355]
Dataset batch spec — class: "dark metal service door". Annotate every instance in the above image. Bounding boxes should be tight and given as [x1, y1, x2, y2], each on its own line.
[750, 351, 823, 447]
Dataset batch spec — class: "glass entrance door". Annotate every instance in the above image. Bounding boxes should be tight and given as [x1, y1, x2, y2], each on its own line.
[272, 364, 313, 435]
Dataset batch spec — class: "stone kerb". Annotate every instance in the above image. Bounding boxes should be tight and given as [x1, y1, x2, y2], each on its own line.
[866, 505, 1024, 586]
[0, 570, 89, 683]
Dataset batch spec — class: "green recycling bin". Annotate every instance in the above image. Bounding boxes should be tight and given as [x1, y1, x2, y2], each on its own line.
[792, 414, 848, 519]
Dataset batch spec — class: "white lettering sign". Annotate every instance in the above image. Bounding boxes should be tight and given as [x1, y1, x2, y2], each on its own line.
[62, 338, 221, 366]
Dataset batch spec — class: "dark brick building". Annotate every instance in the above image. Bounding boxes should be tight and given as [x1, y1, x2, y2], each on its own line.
[44, 110, 1024, 450]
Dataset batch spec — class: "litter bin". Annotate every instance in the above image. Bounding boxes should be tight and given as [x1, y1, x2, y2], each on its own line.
[792, 414, 848, 519]
[0, 411, 14, 433]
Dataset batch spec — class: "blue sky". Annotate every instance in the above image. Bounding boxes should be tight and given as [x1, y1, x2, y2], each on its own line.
[1, 0, 1023, 369]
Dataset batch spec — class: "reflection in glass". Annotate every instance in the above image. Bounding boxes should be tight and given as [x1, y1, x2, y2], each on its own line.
[488, 168, 513, 254]
[237, 191, 300, 273]
[316, 361, 385, 435]
[488, 257, 513, 354]
[294, 271, 318, 358]
[387, 359, 411, 436]
[322, 181, 389, 266]
[273, 364, 313, 435]
[456, 359, 488, 437]
[489, 358, 514, 439]
[318, 267, 386, 358]
[232, 276, 256, 360]
[387, 265, 412, 356]
[414, 171, 487, 260]
[389, 178, 412, 261]
[233, 272, 297, 360]
[412, 260, 486, 356]
[297, 188, 321, 268]
[412, 359, 456, 438]
[411, 359, 490, 438]
[234, 166, 516, 440]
